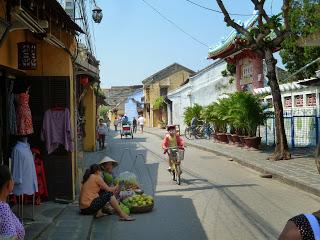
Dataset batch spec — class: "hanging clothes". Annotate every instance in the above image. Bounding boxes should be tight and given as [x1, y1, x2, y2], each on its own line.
[11, 141, 38, 196]
[31, 147, 48, 203]
[7, 81, 17, 135]
[15, 92, 34, 136]
[41, 108, 73, 154]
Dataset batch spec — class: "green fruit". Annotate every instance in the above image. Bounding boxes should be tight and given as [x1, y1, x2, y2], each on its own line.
[103, 172, 114, 185]
[119, 203, 130, 215]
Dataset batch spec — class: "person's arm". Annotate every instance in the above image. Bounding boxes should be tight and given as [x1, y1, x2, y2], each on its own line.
[0, 204, 18, 239]
[278, 221, 301, 240]
[177, 135, 185, 149]
[97, 175, 117, 193]
[162, 135, 169, 152]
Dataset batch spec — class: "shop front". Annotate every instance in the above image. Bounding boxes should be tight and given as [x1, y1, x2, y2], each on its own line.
[0, 0, 83, 201]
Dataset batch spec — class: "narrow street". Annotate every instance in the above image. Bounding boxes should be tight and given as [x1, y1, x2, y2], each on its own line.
[88, 131, 320, 240]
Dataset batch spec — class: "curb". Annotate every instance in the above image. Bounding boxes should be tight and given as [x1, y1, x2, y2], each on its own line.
[145, 129, 320, 198]
[33, 204, 68, 240]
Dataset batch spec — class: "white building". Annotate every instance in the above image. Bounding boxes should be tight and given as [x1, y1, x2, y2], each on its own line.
[254, 77, 320, 147]
[167, 59, 236, 130]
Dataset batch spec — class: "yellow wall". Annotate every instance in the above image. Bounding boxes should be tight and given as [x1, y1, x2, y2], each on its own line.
[0, 19, 78, 199]
[83, 87, 97, 151]
[143, 69, 191, 127]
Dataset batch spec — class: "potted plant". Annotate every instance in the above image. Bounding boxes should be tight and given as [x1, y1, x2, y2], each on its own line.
[232, 92, 267, 150]
[183, 104, 203, 126]
[202, 100, 229, 143]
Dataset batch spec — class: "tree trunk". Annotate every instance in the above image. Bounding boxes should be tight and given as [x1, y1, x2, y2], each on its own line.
[315, 144, 320, 174]
[265, 48, 291, 160]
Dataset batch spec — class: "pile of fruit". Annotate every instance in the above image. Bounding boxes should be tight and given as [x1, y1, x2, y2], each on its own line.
[122, 194, 154, 209]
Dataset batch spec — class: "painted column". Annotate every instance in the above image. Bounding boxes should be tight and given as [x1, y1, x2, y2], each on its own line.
[83, 87, 97, 151]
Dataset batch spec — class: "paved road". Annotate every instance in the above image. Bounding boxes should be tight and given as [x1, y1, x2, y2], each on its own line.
[89, 131, 320, 240]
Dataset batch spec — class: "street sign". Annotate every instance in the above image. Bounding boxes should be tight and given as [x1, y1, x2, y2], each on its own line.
[18, 42, 37, 70]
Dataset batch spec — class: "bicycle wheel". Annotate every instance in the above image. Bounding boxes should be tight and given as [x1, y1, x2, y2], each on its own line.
[172, 169, 176, 181]
[185, 127, 194, 140]
[195, 126, 204, 139]
[175, 164, 181, 185]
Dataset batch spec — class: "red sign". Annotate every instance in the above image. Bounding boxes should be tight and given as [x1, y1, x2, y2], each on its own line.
[18, 42, 37, 70]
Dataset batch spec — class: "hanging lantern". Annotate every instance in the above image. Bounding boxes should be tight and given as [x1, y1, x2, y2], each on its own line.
[80, 76, 89, 86]
[92, 5, 103, 23]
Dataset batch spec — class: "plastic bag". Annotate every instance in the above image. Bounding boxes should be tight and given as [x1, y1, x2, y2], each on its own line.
[117, 171, 138, 184]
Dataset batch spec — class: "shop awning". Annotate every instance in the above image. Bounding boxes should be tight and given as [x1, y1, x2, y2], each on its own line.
[11, 0, 84, 34]
[0, 64, 26, 77]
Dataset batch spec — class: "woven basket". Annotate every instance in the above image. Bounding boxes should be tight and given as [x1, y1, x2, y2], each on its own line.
[130, 203, 154, 213]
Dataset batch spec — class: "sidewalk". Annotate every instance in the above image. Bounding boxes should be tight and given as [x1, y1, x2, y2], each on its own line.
[144, 127, 320, 197]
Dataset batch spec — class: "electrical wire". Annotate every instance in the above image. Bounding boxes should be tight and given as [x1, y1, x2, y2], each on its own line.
[185, 0, 255, 16]
[141, 0, 209, 48]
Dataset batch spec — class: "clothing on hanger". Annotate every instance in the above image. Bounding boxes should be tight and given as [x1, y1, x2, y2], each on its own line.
[41, 108, 73, 154]
[11, 141, 38, 196]
[8, 81, 17, 135]
[15, 92, 34, 136]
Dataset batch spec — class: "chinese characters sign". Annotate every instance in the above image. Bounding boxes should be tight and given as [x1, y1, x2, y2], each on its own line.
[18, 42, 37, 70]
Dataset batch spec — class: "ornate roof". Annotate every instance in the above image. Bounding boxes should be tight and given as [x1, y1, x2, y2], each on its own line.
[208, 12, 258, 60]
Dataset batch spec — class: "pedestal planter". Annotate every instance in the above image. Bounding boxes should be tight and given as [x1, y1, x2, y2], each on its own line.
[239, 136, 246, 147]
[217, 133, 228, 143]
[244, 137, 261, 150]
[231, 134, 240, 145]
[226, 134, 233, 144]
[213, 132, 219, 142]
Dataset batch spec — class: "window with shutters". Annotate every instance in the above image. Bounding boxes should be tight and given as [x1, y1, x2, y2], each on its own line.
[307, 93, 316, 106]
[160, 87, 168, 97]
[284, 96, 292, 108]
[294, 95, 304, 107]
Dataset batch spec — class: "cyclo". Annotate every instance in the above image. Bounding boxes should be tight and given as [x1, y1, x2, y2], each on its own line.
[162, 125, 185, 185]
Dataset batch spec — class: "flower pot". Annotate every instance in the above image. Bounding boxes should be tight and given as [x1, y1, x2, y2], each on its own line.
[217, 133, 228, 143]
[231, 134, 240, 144]
[213, 132, 219, 142]
[244, 137, 261, 150]
[239, 136, 246, 147]
[226, 133, 233, 144]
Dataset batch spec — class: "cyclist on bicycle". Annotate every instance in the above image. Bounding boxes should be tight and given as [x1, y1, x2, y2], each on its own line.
[190, 117, 197, 136]
[162, 125, 185, 172]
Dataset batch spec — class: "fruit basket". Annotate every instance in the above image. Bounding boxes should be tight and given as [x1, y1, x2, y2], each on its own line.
[130, 203, 154, 213]
[122, 194, 154, 214]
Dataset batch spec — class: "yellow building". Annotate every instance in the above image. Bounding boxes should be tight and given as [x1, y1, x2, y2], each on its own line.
[0, 0, 83, 200]
[142, 63, 195, 127]
[75, 44, 101, 152]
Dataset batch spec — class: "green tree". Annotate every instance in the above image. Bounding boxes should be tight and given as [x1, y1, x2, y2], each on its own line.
[99, 105, 109, 119]
[280, 0, 320, 80]
[216, 0, 291, 160]
[183, 104, 203, 125]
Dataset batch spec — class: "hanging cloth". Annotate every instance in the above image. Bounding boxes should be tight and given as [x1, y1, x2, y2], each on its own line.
[8, 81, 17, 135]
[15, 92, 34, 135]
[11, 141, 38, 195]
[41, 108, 73, 154]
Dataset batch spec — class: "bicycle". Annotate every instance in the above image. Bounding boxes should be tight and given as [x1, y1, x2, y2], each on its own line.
[184, 123, 205, 140]
[168, 147, 184, 185]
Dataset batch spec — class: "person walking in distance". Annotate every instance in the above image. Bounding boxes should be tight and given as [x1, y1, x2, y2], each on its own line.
[132, 117, 137, 133]
[97, 119, 108, 150]
[105, 116, 111, 132]
[138, 115, 145, 133]
[113, 117, 118, 131]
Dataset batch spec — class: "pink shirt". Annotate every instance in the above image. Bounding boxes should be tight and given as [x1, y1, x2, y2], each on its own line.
[41, 108, 73, 154]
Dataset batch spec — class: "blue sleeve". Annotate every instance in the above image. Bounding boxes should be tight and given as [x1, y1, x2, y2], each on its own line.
[11, 148, 23, 184]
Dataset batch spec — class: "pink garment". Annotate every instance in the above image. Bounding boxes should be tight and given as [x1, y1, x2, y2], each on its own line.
[162, 133, 185, 150]
[16, 92, 34, 135]
[41, 108, 73, 154]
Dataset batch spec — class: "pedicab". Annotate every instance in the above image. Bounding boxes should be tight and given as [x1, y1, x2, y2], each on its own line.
[120, 124, 133, 139]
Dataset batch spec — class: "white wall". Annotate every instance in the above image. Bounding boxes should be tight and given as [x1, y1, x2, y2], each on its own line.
[168, 60, 236, 131]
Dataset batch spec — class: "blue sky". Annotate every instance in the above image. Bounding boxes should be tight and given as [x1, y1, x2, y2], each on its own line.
[90, 0, 283, 88]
